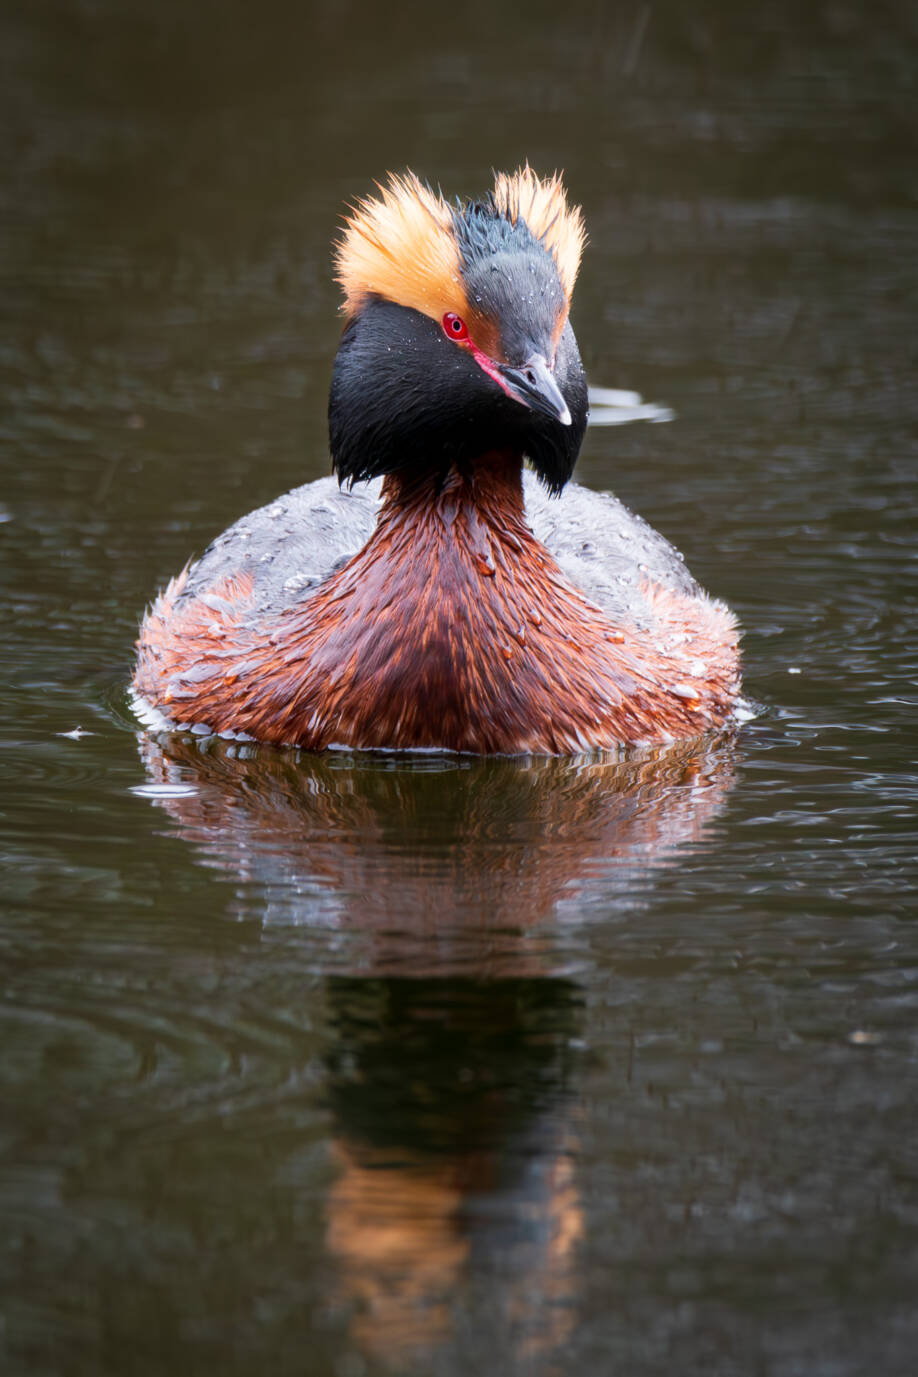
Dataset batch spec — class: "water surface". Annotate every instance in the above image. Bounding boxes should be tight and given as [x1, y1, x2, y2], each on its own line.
[2, 3, 917, 1374]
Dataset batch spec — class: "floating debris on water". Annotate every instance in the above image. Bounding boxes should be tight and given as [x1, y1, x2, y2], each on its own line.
[130, 782, 198, 799]
[587, 385, 675, 427]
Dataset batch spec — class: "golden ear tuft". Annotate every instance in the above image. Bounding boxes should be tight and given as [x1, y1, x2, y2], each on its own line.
[492, 165, 586, 300]
[335, 172, 467, 322]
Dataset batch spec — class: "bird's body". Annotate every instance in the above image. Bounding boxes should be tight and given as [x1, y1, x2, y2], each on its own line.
[133, 169, 742, 753]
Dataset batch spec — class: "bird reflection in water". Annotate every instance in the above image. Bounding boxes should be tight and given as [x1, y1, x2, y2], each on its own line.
[136, 732, 737, 1368]
[324, 977, 584, 1366]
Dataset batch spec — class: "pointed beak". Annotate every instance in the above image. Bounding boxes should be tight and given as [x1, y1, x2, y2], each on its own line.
[499, 354, 572, 427]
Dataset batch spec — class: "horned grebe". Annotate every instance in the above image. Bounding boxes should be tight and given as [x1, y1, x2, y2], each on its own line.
[133, 169, 741, 753]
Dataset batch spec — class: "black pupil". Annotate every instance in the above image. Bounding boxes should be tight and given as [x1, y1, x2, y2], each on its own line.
[452, 318, 462, 332]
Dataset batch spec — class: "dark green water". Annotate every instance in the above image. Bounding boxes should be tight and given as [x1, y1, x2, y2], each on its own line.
[2, 3, 917, 1373]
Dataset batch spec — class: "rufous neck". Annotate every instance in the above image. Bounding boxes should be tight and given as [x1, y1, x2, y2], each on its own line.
[378, 451, 527, 525]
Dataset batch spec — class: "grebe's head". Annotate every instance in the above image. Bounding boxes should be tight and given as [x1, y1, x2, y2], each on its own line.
[329, 168, 588, 495]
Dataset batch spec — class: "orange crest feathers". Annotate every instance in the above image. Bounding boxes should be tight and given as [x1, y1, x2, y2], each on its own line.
[492, 166, 585, 300]
[334, 167, 586, 321]
[335, 172, 466, 322]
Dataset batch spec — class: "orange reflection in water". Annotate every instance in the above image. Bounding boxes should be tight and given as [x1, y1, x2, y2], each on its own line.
[136, 732, 737, 1369]
[137, 734, 737, 963]
[326, 1138, 585, 1367]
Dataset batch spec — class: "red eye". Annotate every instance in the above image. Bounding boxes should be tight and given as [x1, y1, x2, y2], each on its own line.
[443, 312, 469, 341]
